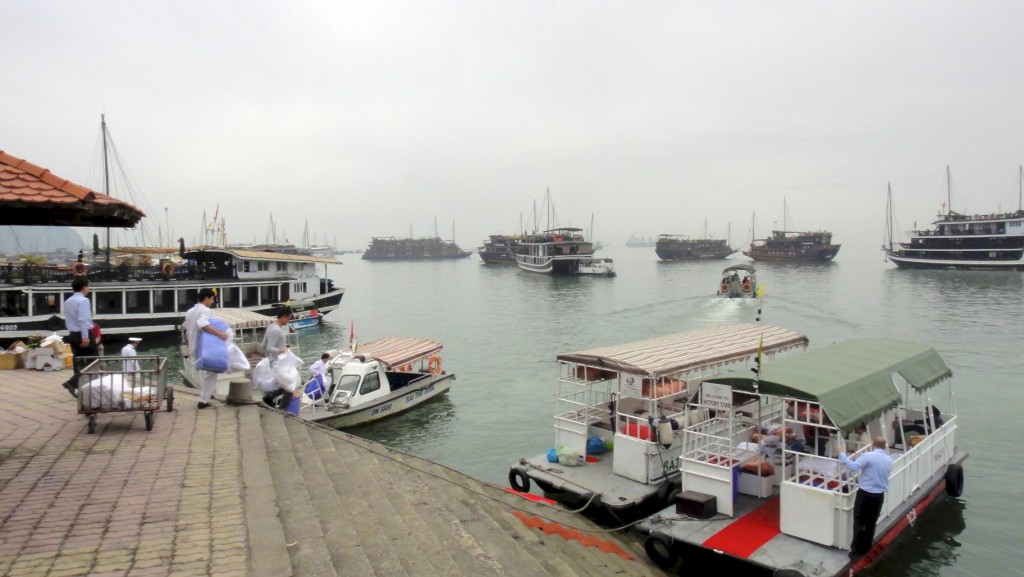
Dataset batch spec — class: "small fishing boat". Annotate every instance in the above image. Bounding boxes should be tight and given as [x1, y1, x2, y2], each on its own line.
[507, 324, 808, 522]
[286, 303, 323, 330]
[717, 264, 758, 298]
[295, 337, 455, 428]
[578, 257, 616, 277]
[636, 338, 967, 577]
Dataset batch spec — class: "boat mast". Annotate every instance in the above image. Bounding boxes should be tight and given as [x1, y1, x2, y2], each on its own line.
[703, 219, 708, 239]
[101, 115, 111, 267]
[1019, 165, 1022, 212]
[946, 165, 952, 215]
[886, 181, 894, 250]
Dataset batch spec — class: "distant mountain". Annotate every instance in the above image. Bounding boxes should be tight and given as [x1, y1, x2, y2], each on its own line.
[0, 226, 85, 256]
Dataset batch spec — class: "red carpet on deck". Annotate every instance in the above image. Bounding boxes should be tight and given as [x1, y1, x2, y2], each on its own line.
[702, 495, 781, 558]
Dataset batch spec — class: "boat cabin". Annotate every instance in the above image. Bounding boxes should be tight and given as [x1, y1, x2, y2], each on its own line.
[678, 338, 960, 546]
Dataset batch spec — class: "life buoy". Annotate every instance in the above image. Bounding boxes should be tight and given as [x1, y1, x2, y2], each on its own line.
[309, 308, 318, 317]
[428, 354, 442, 375]
[71, 262, 88, 276]
[945, 463, 964, 497]
[552, 235, 564, 242]
[742, 281, 752, 292]
[508, 468, 531, 493]
[720, 282, 729, 292]
[161, 262, 175, 277]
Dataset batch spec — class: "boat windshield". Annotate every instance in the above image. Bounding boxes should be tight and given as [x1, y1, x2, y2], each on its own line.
[330, 373, 361, 398]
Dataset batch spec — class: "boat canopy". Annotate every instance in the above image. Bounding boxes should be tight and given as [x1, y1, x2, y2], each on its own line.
[722, 264, 755, 274]
[715, 339, 952, 434]
[211, 308, 275, 330]
[188, 247, 340, 265]
[353, 337, 443, 370]
[557, 324, 808, 379]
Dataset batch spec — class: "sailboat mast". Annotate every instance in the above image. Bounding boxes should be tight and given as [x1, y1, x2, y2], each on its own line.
[101, 115, 111, 267]
[946, 165, 952, 214]
[1019, 165, 1022, 212]
[887, 182, 894, 250]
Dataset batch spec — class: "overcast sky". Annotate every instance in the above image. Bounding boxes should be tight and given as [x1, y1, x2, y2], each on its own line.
[5, 1, 1024, 255]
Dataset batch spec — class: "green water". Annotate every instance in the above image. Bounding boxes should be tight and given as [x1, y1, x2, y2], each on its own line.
[152, 245, 1020, 576]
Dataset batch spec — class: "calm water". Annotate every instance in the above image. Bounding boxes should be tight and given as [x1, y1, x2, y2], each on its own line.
[154, 245, 1020, 576]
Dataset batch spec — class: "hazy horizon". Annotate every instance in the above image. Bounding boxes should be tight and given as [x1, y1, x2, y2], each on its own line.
[5, 2, 1023, 255]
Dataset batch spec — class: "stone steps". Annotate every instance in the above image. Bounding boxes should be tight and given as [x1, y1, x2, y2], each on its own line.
[256, 412, 667, 577]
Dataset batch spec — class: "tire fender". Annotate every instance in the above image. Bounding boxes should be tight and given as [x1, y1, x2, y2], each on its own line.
[644, 532, 682, 571]
[509, 468, 530, 493]
[945, 463, 964, 497]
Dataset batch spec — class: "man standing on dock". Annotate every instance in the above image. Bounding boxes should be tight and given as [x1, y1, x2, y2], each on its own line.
[184, 288, 229, 409]
[61, 277, 95, 398]
[838, 436, 893, 559]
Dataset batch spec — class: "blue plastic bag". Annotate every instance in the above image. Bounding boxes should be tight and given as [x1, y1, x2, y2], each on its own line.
[195, 318, 230, 373]
[546, 448, 559, 463]
[586, 436, 607, 455]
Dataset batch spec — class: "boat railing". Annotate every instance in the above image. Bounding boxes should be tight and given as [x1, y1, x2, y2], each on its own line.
[0, 262, 204, 285]
[885, 414, 957, 518]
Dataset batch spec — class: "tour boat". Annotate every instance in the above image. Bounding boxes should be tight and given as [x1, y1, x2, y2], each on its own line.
[507, 324, 809, 522]
[636, 338, 966, 577]
[514, 228, 601, 275]
[477, 234, 521, 264]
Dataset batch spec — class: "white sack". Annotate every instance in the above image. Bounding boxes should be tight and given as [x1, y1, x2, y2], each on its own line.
[253, 358, 278, 392]
[227, 343, 250, 371]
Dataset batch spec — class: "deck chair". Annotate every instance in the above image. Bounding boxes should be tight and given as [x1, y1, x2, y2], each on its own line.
[298, 375, 327, 413]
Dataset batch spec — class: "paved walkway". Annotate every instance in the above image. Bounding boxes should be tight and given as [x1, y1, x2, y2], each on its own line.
[0, 368, 665, 577]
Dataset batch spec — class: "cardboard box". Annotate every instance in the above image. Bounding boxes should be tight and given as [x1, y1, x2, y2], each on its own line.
[0, 351, 25, 370]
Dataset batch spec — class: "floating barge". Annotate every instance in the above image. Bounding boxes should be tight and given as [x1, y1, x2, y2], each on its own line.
[361, 236, 471, 260]
[636, 338, 966, 576]
[656, 235, 736, 260]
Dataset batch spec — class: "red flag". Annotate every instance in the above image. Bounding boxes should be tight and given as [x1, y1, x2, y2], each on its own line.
[349, 320, 354, 345]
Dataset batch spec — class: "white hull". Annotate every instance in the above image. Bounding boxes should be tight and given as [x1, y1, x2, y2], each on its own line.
[305, 374, 454, 427]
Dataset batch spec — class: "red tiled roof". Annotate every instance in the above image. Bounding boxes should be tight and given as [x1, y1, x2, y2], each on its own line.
[0, 150, 145, 226]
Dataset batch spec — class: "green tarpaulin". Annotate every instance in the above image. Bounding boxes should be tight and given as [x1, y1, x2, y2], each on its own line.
[715, 339, 952, 434]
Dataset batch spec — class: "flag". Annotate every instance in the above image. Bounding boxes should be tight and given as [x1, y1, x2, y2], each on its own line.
[349, 320, 354, 345]
[756, 284, 764, 298]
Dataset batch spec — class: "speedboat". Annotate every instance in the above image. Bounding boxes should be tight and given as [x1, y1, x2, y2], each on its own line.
[717, 264, 758, 298]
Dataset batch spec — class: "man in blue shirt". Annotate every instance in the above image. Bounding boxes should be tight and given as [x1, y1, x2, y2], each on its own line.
[62, 277, 96, 397]
[839, 436, 894, 558]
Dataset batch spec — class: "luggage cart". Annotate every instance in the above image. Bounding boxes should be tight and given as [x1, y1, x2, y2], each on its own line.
[78, 355, 173, 434]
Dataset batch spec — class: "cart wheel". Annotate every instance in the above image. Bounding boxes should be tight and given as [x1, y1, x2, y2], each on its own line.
[88, 415, 96, 434]
[165, 387, 174, 412]
[145, 412, 154, 431]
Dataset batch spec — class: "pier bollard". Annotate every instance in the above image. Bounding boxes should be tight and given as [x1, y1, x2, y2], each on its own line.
[227, 378, 258, 405]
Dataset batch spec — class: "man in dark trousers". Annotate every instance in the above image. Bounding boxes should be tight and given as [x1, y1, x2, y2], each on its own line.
[61, 277, 97, 397]
[838, 436, 894, 558]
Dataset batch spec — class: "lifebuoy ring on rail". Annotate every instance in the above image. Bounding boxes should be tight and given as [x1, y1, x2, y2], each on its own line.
[161, 262, 176, 277]
[742, 281, 751, 292]
[71, 262, 88, 276]
[508, 468, 531, 493]
[720, 282, 729, 293]
[428, 354, 442, 375]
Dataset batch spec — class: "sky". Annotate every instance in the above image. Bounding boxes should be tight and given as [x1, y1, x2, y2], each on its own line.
[4, 1, 1024, 256]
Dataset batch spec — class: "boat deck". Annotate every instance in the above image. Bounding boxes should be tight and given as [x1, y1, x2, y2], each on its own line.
[522, 452, 660, 511]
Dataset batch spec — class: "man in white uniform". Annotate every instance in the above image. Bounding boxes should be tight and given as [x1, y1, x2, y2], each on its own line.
[121, 337, 141, 376]
[183, 288, 229, 409]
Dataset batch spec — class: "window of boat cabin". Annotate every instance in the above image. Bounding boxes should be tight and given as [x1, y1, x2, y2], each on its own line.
[241, 261, 250, 273]
[125, 290, 150, 314]
[259, 285, 278, 305]
[276, 262, 288, 272]
[292, 282, 306, 295]
[359, 372, 381, 395]
[280, 283, 290, 301]
[153, 290, 175, 313]
[221, 286, 240, 307]
[331, 373, 361, 397]
[242, 286, 259, 307]
[0, 291, 28, 316]
[257, 261, 270, 272]
[177, 289, 198, 311]
[31, 292, 63, 315]
[95, 291, 123, 315]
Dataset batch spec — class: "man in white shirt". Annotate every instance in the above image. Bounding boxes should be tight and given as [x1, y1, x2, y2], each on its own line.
[121, 337, 141, 374]
[183, 288, 229, 409]
[62, 277, 96, 398]
[309, 353, 330, 380]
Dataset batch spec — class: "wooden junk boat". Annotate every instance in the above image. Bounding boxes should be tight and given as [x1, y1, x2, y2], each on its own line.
[508, 324, 808, 522]
[636, 338, 966, 577]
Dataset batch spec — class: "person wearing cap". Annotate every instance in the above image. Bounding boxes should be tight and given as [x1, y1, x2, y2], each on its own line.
[121, 337, 141, 374]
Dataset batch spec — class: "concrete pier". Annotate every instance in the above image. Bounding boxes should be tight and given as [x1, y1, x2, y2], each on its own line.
[0, 368, 665, 577]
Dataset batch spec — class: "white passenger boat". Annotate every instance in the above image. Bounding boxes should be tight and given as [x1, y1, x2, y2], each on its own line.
[514, 228, 603, 275]
[507, 324, 809, 522]
[636, 338, 966, 577]
[578, 257, 616, 277]
[295, 337, 455, 428]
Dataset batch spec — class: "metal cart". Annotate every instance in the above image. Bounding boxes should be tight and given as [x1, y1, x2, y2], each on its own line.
[77, 355, 173, 434]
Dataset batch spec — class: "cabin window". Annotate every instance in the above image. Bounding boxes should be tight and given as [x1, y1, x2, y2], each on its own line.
[31, 292, 63, 315]
[0, 291, 28, 317]
[153, 290, 175, 313]
[242, 260, 251, 273]
[177, 289, 198, 311]
[242, 286, 259, 307]
[95, 291, 123, 315]
[293, 282, 306, 294]
[331, 373, 361, 397]
[257, 261, 270, 272]
[221, 286, 240, 307]
[276, 262, 288, 271]
[359, 372, 381, 395]
[280, 283, 290, 301]
[259, 285, 278, 305]
[125, 290, 150, 314]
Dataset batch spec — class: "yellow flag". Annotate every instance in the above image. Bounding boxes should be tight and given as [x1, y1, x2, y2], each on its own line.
[756, 284, 765, 297]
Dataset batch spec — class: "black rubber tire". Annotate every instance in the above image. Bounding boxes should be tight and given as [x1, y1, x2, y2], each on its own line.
[165, 387, 174, 412]
[145, 412, 154, 431]
[774, 569, 807, 577]
[945, 463, 964, 497]
[508, 468, 531, 493]
[88, 415, 96, 434]
[644, 532, 682, 572]
[657, 480, 678, 502]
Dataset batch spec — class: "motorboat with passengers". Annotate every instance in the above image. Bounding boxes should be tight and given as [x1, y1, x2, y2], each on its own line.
[637, 338, 966, 577]
[717, 264, 758, 298]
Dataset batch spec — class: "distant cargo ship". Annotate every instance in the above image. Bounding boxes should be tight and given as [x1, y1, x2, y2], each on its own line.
[361, 236, 472, 260]
[655, 235, 736, 260]
[625, 234, 656, 248]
